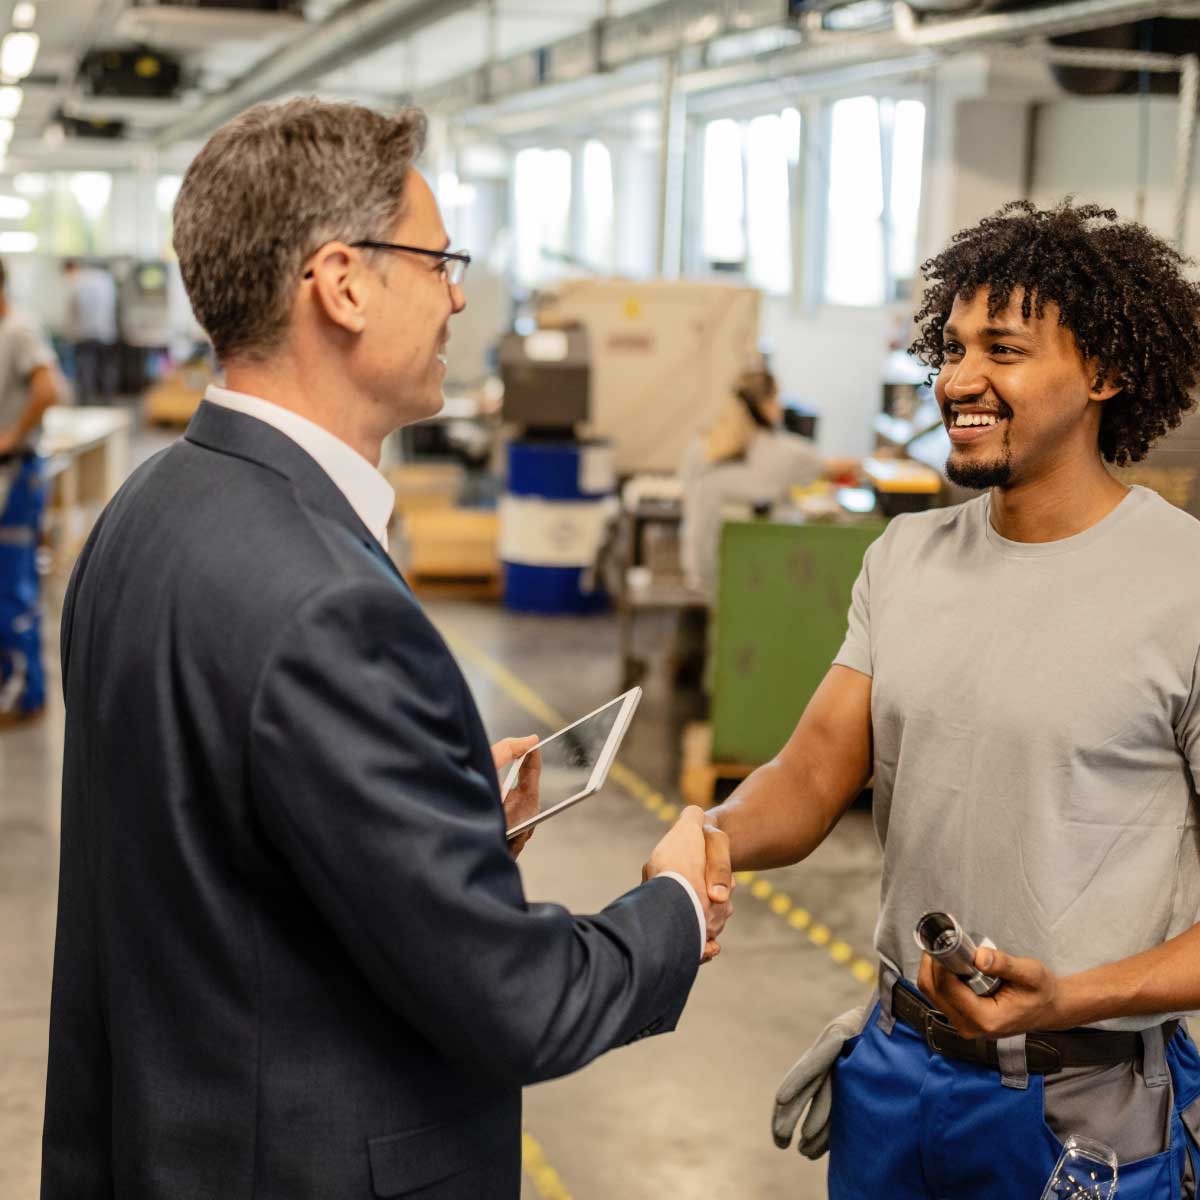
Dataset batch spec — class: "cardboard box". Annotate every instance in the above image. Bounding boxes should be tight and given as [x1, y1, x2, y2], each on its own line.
[144, 364, 210, 426]
[401, 508, 499, 579]
[385, 462, 464, 518]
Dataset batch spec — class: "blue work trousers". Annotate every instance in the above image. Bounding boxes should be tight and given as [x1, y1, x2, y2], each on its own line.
[828, 998, 1200, 1199]
[0, 453, 46, 713]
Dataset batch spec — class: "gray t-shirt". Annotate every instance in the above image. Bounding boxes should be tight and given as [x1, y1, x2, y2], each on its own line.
[835, 485, 1200, 1030]
[0, 308, 54, 446]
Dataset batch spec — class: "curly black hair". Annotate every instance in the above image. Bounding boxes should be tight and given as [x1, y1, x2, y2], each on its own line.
[910, 199, 1200, 465]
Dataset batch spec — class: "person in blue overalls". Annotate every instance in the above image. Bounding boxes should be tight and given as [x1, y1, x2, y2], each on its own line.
[0, 257, 61, 722]
[701, 200, 1200, 1197]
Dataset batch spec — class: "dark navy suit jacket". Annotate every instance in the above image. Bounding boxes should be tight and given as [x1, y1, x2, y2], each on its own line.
[42, 401, 699, 1199]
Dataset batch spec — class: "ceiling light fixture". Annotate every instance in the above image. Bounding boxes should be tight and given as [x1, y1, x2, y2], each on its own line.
[11, 3, 36, 30]
[0, 31, 39, 81]
[0, 86, 23, 120]
[12, 172, 45, 196]
[0, 231, 38, 252]
[0, 195, 31, 220]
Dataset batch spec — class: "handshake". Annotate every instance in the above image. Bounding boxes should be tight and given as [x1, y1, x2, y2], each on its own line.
[643, 806, 734, 962]
[494, 736, 734, 961]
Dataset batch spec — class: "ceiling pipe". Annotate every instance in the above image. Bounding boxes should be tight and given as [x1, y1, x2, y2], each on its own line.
[1172, 54, 1198, 249]
[428, 0, 1200, 125]
[154, 0, 478, 147]
[893, 0, 1200, 46]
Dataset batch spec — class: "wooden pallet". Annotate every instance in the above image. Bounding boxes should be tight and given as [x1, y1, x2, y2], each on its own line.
[678, 722, 756, 809]
[407, 574, 502, 602]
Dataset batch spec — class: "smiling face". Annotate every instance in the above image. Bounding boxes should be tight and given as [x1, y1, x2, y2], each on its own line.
[358, 169, 466, 426]
[936, 287, 1115, 491]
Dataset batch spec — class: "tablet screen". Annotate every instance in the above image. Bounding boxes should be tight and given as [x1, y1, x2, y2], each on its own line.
[502, 689, 640, 835]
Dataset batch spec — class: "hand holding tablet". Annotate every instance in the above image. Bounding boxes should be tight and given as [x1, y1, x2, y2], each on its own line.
[502, 687, 642, 840]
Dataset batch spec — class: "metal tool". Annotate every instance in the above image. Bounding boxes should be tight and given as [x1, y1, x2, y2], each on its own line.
[913, 910, 1002, 997]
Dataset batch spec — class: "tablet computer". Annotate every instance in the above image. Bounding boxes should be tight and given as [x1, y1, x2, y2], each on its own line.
[502, 687, 642, 839]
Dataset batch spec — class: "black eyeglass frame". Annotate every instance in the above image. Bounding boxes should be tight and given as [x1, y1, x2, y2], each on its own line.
[349, 240, 471, 285]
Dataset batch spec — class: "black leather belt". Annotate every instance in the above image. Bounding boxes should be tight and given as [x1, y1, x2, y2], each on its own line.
[889, 981, 1178, 1076]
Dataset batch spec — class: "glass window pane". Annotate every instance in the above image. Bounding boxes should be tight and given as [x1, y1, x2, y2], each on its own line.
[889, 99, 926, 288]
[581, 139, 614, 272]
[746, 114, 792, 295]
[781, 106, 802, 167]
[702, 118, 745, 266]
[513, 147, 572, 287]
[823, 96, 884, 306]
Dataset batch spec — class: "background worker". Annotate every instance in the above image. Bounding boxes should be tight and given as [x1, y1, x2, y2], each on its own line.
[0, 258, 60, 721]
[62, 258, 118, 406]
[704, 200, 1200, 1198]
[680, 365, 857, 596]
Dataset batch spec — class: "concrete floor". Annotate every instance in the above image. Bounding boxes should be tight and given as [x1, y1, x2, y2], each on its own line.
[0, 429, 885, 1200]
[442, 601, 882, 1200]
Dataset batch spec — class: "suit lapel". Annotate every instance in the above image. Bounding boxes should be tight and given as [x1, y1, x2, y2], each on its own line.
[185, 400, 410, 591]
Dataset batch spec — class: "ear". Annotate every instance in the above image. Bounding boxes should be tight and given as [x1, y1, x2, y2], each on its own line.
[1087, 363, 1123, 404]
[303, 242, 369, 336]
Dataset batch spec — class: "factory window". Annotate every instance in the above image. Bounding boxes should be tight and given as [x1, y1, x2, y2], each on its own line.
[701, 119, 746, 268]
[888, 100, 926, 288]
[823, 96, 926, 306]
[701, 111, 797, 294]
[580, 139, 614, 273]
[745, 113, 794, 295]
[513, 146, 572, 288]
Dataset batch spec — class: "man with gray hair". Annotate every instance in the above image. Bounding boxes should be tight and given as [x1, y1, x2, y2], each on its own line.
[42, 99, 732, 1199]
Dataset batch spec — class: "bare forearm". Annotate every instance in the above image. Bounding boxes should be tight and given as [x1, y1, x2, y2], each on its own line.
[10, 372, 55, 441]
[709, 757, 858, 871]
[1050, 923, 1200, 1028]
[709, 667, 873, 871]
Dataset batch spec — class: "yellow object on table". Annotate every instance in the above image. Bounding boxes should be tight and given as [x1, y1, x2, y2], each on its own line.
[861, 456, 942, 494]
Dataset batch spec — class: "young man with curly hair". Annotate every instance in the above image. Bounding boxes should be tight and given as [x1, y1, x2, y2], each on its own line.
[703, 200, 1200, 1197]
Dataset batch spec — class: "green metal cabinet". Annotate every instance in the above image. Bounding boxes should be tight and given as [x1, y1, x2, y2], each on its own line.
[710, 520, 885, 764]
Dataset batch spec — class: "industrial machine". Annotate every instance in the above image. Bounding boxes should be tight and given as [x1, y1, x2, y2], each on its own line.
[498, 327, 590, 436]
[535, 279, 761, 475]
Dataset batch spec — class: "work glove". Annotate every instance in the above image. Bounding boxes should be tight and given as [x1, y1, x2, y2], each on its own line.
[772, 1004, 869, 1160]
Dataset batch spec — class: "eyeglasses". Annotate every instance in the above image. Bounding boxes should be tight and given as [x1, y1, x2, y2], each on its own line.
[350, 240, 471, 287]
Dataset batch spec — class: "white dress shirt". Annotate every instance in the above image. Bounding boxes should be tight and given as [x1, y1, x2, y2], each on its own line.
[204, 384, 707, 959]
[204, 384, 394, 549]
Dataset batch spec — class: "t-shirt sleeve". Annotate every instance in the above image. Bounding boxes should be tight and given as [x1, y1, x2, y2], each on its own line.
[1177, 642, 1200, 793]
[13, 320, 55, 381]
[833, 538, 876, 678]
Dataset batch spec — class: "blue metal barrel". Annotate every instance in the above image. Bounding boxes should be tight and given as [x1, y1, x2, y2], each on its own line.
[500, 440, 615, 614]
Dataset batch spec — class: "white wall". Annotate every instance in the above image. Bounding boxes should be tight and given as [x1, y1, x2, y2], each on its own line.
[761, 298, 903, 458]
[1030, 95, 1200, 261]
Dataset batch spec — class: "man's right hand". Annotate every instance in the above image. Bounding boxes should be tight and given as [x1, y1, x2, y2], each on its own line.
[643, 806, 734, 962]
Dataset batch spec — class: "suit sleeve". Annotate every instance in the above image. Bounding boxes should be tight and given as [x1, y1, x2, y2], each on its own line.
[248, 577, 700, 1086]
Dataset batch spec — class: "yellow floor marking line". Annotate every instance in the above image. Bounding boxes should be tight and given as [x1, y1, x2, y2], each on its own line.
[522, 1131, 575, 1200]
[441, 628, 566, 731]
[437, 619, 877, 986]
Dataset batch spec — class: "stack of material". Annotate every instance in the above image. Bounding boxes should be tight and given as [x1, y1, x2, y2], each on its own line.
[401, 509, 500, 587]
[385, 462, 499, 592]
[386, 462, 464, 517]
[144, 363, 211, 426]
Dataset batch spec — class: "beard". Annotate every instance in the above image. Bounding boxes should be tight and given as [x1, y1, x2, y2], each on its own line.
[944, 415, 1014, 490]
[946, 455, 1012, 489]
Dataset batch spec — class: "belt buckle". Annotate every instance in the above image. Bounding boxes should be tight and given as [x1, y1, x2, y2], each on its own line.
[1025, 1038, 1063, 1074]
[924, 1011, 962, 1058]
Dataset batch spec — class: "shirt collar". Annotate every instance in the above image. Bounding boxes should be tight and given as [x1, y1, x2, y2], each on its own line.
[204, 384, 394, 550]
